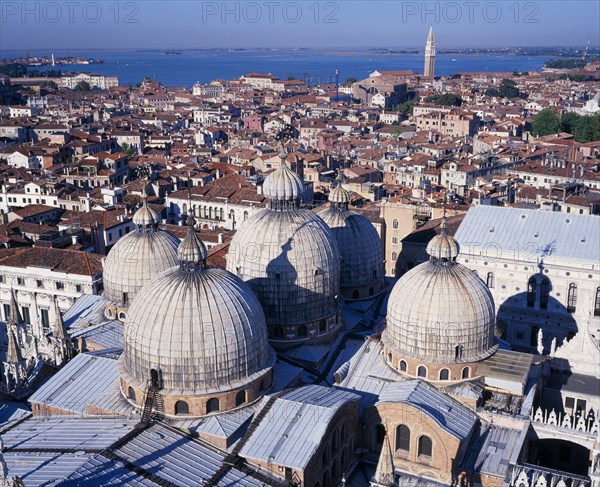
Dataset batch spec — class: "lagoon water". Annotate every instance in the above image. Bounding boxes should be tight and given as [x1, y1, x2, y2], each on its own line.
[1, 48, 554, 87]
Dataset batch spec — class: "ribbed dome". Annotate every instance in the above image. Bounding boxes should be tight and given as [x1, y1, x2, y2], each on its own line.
[227, 208, 340, 326]
[122, 266, 274, 393]
[178, 215, 207, 266]
[426, 218, 459, 260]
[328, 184, 350, 205]
[103, 228, 180, 306]
[383, 259, 496, 363]
[132, 201, 160, 228]
[262, 156, 304, 203]
[319, 207, 384, 291]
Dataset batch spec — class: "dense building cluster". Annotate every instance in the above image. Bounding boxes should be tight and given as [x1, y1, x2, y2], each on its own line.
[0, 30, 599, 487]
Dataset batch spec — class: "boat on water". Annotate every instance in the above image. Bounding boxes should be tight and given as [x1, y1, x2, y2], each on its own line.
[163, 51, 183, 55]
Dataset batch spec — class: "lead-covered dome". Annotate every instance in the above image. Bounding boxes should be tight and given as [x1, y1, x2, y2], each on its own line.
[383, 218, 496, 365]
[261, 153, 305, 205]
[227, 159, 341, 347]
[103, 199, 179, 317]
[319, 177, 384, 300]
[120, 220, 274, 415]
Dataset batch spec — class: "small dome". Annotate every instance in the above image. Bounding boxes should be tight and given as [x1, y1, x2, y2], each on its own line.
[132, 201, 160, 228]
[319, 207, 384, 295]
[103, 211, 180, 307]
[384, 259, 496, 364]
[122, 264, 274, 394]
[178, 215, 207, 266]
[426, 218, 459, 260]
[227, 208, 340, 328]
[328, 183, 350, 205]
[262, 156, 304, 203]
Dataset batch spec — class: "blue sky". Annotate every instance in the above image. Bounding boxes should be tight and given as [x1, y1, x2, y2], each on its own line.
[1, 1, 599, 51]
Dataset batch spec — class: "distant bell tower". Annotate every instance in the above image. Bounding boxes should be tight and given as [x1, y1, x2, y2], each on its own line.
[424, 26, 436, 78]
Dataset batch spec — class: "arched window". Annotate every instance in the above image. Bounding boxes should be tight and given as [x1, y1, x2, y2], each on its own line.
[206, 398, 220, 414]
[319, 320, 327, 333]
[417, 366, 427, 378]
[439, 369, 450, 381]
[259, 380, 265, 392]
[486, 272, 495, 289]
[595, 287, 600, 317]
[392, 219, 399, 229]
[455, 344, 463, 360]
[322, 448, 329, 465]
[150, 368, 160, 388]
[352, 290, 359, 299]
[118, 312, 126, 321]
[297, 325, 307, 337]
[322, 470, 330, 487]
[236, 390, 246, 406]
[128, 386, 136, 401]
[391, 252, 398, 262]
[418, 435, 433, 458]
[175, 400, 189, 415]
[243, 211, 248, 220]
[332, 458, 339, 480]
[395, 424, 410, 452]
[369, 287, 374, 296]
[527, 277, 537, 308]
[274, 327, 284, 338]
[540, 278, 550, 309]
[182, 203, 187, 215]
[462, 367, 470, 379]
[340, 424, 347, 442]
[341, 447, 347, 468]
[399, 360, 407, 372]
[567, 283, 577, 313]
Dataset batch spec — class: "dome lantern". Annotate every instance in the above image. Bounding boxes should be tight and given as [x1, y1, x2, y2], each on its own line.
[425, 214, 460, 262]
[132, 187, 160, 231]
[262, 153, 305, 211]
[328, 169, 350, 211]
[178, 213, 207, 271]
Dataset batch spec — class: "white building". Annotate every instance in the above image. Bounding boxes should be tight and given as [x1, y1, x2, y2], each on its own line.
[0, 247, 103, 366]
[454, 205, 600, 353]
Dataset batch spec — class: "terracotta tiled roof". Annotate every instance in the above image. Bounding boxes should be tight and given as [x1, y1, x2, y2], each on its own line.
[0, 247, 103, 275]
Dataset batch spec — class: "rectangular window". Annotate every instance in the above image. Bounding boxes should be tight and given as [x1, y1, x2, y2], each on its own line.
[0, 275, 4, 283]
[76, 284, 82, 293]
[21, 306, 30, 324]
[41, 309, 50, 332]
[36, 280, 43, 288]
[17, 277, 24, 286]
[56, 282, 64, 290]
[565, 396, 575, 409]
[3, 304, 10, 321]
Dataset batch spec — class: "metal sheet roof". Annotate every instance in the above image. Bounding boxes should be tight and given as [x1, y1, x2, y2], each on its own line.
[63, 294, 105, 330]
[113, 423, 261, 487]
[240, 385, 360, 470]
[460, 424, 523, 477]
[3, 452, 92, 487]
[454, 205, 600, 264]
[62, 455, 159, 486]
[2, 417, 137, 451]
[28, 352, 129, 416]
[378, 380, 477, 441]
